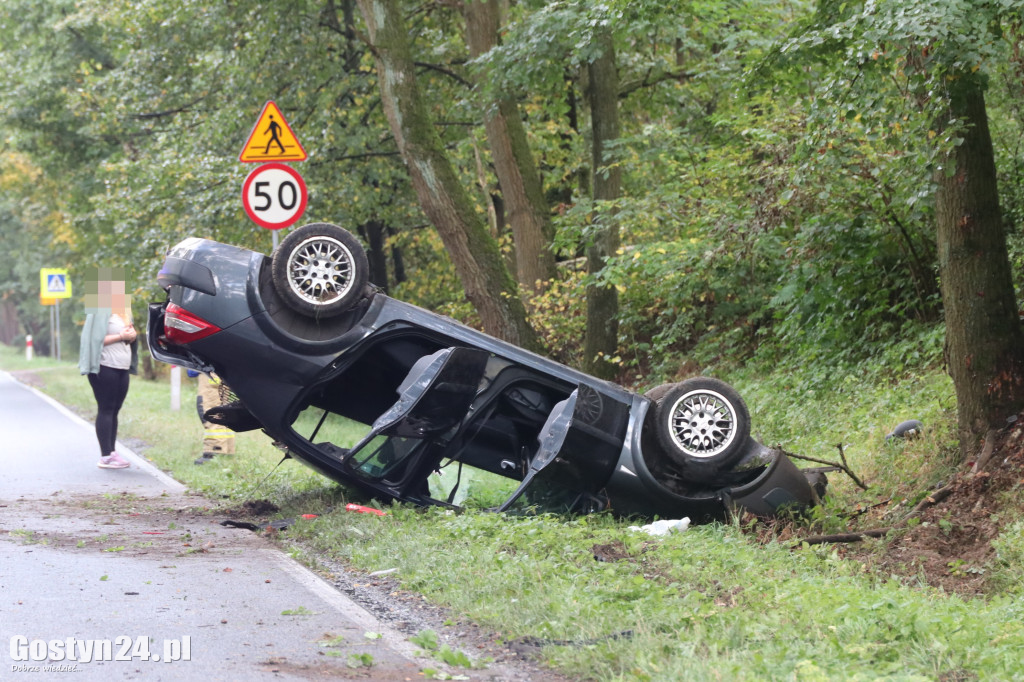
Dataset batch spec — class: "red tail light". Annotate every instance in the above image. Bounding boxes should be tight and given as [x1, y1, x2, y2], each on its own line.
[164, 303, 221, 344]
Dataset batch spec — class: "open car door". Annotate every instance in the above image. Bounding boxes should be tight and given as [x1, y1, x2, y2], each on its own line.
[342, 347, 490, 492]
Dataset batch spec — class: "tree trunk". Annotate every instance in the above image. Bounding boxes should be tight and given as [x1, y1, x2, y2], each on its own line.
[935, 78, 1024, 459]
[355, 0, 539, 350]
[390, 224, 406, 284]
[358, 220, 389, 292]
[582, 30, 621, 379]
[462, 0, 555, 294]
[0, 295, 18, 345]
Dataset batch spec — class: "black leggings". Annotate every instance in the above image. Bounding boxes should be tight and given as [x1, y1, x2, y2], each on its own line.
[87, 366, 130, 458]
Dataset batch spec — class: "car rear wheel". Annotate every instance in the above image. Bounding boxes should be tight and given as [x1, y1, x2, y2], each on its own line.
[272, 223, 369, 318]
[654, 377, 750, 476]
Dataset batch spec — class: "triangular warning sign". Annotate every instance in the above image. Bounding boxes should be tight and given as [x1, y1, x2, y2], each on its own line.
[239, 101, 307, 162]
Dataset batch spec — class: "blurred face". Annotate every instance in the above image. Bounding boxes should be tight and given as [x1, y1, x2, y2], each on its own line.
[97, 279, 126, 309]
[84, 267, 131, 314]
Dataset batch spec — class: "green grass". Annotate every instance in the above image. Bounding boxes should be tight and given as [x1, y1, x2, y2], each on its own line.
[288, 507, 1024, 681]
[733, 362, 963, 534]
[5, 343, 1024, 681]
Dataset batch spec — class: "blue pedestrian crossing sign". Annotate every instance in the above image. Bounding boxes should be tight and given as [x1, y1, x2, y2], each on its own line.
[40, 268, 73, 300]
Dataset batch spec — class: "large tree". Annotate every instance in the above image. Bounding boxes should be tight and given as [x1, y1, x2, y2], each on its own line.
[462, 0, 556, 295]
[582, 29, 622, 380]
[936, 74, 1024, 451]
[781, 0, 1024, 457]
[355, 0, 539, 349]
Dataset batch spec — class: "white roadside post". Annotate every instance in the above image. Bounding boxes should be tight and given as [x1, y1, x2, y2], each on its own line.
[170, 366, 181, 411]
[25, 335, 33, 361]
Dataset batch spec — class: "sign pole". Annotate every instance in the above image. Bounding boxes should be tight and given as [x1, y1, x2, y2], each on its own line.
[55, 299, 61, 361]
[39, 268, 71, 359]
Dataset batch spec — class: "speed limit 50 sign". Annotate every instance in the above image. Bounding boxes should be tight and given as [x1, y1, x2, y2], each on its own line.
[242, 162, 308, 230]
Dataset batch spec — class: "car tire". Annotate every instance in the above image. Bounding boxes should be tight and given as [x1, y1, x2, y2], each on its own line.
[271, 223, 369, 318]
[654, 377, 750, 476]
[644, 383, 676, 404]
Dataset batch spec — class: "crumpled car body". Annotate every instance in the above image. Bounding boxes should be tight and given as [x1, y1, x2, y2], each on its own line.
[147, 224, 824, 520]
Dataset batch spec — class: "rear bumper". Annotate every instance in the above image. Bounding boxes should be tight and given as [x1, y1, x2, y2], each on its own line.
[728, 448, 820, 515]
[146, 300, 213, 373]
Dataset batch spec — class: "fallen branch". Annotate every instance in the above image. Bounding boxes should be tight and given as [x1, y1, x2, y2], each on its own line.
[778, 444, 869, 490]
[792, 482, 957, 549]
[795, 527, 893, 547]
[900, 483, 955, 522]
[849, 497, 893, 518]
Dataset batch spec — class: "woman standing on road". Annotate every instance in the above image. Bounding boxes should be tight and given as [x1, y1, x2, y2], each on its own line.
[78, 268, 138, 469]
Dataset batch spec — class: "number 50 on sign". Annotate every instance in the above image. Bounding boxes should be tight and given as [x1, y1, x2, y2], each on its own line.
[242, 162, 308, 230]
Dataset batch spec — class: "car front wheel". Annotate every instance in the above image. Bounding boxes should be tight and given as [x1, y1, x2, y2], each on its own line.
[271, 222, 369, 318]
[654, 377, 750, 476]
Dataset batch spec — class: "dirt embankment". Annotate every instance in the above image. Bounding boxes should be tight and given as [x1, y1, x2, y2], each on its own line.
[758, 415, 1024, 596]
[864, 423, 1024, 595]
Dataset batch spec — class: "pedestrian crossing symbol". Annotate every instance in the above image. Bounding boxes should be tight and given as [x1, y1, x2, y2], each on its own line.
[239, 101, 307, 163]
[40, 268, 72, 299]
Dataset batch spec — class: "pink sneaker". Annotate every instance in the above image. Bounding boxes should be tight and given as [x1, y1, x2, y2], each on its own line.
[98, 452, 130, 469]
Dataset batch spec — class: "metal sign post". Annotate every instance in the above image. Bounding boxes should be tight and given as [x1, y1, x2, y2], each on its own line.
[54, 299, 61, 361]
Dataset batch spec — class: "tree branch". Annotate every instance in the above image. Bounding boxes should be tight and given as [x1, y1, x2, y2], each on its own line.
[795, 528, 892, 546]
[792, 482, 957, 548]
[414, 61, 472, 88]
[130, 94, 211, 120]
[777, 444, 869, 490]
[619, 66, 693, 98]
[900, 483, 955, 522]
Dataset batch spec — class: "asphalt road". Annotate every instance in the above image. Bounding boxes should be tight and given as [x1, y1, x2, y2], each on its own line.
[0, 370, 460, 681]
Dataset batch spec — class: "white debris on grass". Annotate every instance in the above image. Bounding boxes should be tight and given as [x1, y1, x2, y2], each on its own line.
[628, 518, 691, 536]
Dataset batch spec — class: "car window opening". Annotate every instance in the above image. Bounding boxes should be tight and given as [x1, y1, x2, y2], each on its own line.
[286, 346, 599, 510]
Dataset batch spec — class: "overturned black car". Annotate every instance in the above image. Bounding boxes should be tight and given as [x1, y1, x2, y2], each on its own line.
[148, 223, 825, 520]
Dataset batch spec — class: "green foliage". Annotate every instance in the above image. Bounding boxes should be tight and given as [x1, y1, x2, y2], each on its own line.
[390, 229, 474, 322]
[411, 629, 439, 651]
[346, 652, 374, 668]
[6, 0, 1019, 383]
[0, 152, 76, 350]
[600, 240, 777, 376]
[526, 271, 588, 366]
[0, 0, 434, 300]
[734, 325, 953, 469]
[988, 520, 1024, 594]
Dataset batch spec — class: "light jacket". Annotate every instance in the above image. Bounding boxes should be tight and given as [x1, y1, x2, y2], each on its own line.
[78, 310, 139, 376]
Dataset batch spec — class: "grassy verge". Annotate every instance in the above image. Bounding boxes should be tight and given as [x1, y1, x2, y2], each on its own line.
[5, 344, 1024, 681]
